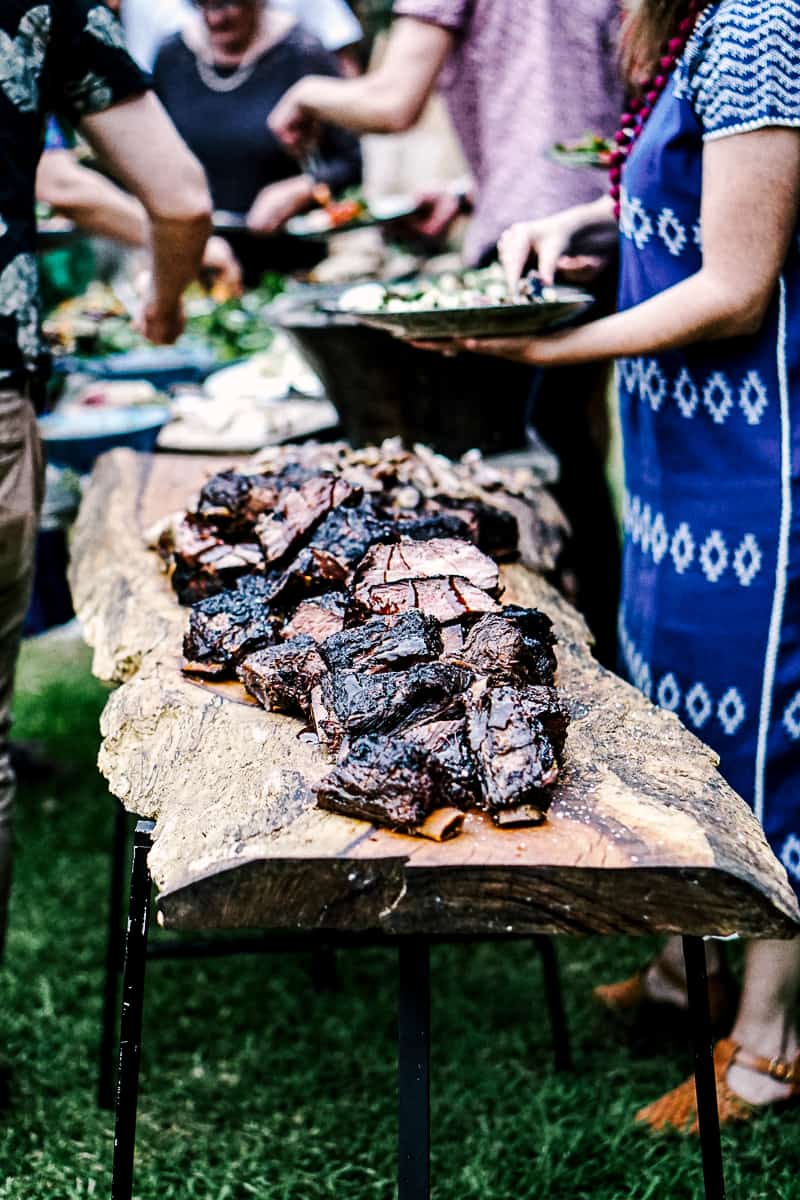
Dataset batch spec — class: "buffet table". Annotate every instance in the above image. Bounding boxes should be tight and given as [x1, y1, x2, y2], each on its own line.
[70, 450, 800, 1200]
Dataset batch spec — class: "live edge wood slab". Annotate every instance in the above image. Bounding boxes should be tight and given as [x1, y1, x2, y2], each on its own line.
[70, 449, 800, 939]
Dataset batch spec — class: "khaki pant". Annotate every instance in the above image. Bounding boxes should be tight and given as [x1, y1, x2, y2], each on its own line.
[0, 389, 44, 961]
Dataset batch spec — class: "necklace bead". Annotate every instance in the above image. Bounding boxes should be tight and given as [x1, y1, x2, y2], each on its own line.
[610, 1, 707, 219]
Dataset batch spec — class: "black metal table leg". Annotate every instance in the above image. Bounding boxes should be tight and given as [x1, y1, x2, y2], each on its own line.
[99, 801, 129, 1110]
[683, 936, 727, 1200]
[398, 939, 430, 1200]
[311, 943, 340, 993]
[535, 936, 573, 1072]
[112, 820, 154, 1200]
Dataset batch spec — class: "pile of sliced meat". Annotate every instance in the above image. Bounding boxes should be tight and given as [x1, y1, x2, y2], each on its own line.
[158, 447, 570, 839]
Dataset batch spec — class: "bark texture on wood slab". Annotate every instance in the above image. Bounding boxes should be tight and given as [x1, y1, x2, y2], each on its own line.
[71, 450, 800, 938]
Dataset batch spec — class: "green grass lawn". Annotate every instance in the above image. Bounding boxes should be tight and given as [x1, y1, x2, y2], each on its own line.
[1, 634, 799, 1199]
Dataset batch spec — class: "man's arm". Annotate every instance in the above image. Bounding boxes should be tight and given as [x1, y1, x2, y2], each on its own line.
[36, 150, 148, 246]
[269, 18, 454, 152]
[79, 92, 212, 343]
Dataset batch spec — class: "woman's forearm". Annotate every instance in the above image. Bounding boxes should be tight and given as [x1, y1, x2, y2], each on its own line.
[514, 268, 772, 367]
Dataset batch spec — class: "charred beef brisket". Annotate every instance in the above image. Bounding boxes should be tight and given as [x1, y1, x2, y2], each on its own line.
[308, 502, 396, 571]
[282, 593, 350, 643]
[237, 636, 327, 717]
[315, 736, 462, 830]
[320, 610, 442, 675]
[352, 576, 501, 625]
[467, 684, 568, 812]
[183, 585, 280, 676]
[403, 718, 480, 808]
[311, 662, 472, 751]
[354, 538, 500, 595]
[455, 611, 557, 687]
[255, 475, 361, 565]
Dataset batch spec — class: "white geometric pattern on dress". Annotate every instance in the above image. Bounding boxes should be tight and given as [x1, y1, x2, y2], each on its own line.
[699, 530, 729, 583]
[630, 494, 642, 545]
[642, 359, 667, 411]
[640, 503, 653, 554]
[671, 521, 695, 574]
[658, 207, 688, 256]
[686, 682, 713, 729]
[784, 692, 800, 740]
[733, 534, 763, 587]
[617, 616, 653, 699]
[782, 835, 800, 883]
[674, 367, 700, 418]
[628, 195, 654, 250]
[693, 222, 703, 249]
[0, 215, 6, 239]
[703, 372, 735, 424]
[619, 357, 642, 395]
[650, 512, 669, 564]
[717, 687, 746, 735]
[657, 672, 681, 712]
[739, 371, 769, 425]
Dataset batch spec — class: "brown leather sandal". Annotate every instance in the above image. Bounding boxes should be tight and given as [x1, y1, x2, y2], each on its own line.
[593, 955, 737, 1035]
[635, 1038, 800, 1133]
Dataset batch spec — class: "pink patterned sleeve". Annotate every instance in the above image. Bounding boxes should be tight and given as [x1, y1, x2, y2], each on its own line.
[392, 0, 471, 32]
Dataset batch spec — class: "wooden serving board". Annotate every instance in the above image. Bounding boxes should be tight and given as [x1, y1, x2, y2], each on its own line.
[69, 449, 800, 939]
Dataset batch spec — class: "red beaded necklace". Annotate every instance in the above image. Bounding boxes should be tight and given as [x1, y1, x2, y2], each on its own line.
[610, 0, 706, 220]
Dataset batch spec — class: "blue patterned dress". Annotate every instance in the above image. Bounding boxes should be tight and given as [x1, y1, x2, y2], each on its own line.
[616, 0, 800, 899]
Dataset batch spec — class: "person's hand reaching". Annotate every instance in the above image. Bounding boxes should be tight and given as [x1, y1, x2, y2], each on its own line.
[201, 236, 243, 296]
[268, 81, 323, 158]
[246, 176, 314, 235]
[136, 295, 185, 345]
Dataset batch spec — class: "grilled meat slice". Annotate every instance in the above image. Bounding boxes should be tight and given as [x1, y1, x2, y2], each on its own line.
[311, 662, 472, 752]
[455, 611, 558, 687]
[183, 586, 279, 677]
[521, 685, 571, 758]
[315, 736, 462, 831]
[320, 610, 442, 675]
[352, 576, 501, 625]
[278, 546, 349, 596]
[172, 538, 264, 606]
[354, 538, 500, 596]
[467, 684, 566, 811]
[387, 511, 473, 543]
[255, 474, 361, 565]
[282, 593, 350, 643]
[403, 718, 480, 808]
[440, 624, 465, 655]
[195, 470, 287, 534]
[309, 502, 396, 571]
[237, 636, 327, 717]
[434, 497, 519, 560]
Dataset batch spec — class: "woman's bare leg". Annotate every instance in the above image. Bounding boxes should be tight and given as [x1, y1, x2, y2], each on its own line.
[726, 938, 800, 1105]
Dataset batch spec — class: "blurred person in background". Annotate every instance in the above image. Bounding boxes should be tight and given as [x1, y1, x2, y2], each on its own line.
[269, 0, 625, 665]
[153, 0, 362, 287]
[0, 0, 212, 1099]
[121, 0, 364, 73]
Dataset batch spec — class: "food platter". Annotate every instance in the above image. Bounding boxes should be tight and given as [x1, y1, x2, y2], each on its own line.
[333, 273, 593, 341]
[285, 194, 419, 239]
[548, 134, 613, 170]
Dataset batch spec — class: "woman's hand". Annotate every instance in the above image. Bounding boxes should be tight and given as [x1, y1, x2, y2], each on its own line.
[269, 80, 323, 157]
[498, 196, 616, 291]
[246, 176, 315, 235]
[410, 335, 561, 366]
[201, 236, 243, 295]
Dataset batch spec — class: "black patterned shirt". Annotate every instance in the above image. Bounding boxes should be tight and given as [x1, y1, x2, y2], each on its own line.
[0, 1, 148, 376]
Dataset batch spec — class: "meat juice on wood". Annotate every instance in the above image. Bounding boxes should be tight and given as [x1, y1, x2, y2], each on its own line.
[157, 443, 571, 839]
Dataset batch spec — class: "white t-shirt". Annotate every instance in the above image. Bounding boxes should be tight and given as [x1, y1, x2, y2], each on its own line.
[122, 0, 363, 71]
